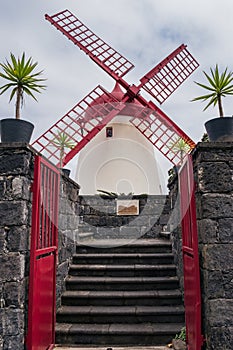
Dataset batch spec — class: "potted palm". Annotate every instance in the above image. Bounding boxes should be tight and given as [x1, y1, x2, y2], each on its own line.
[168, 137, 191, 182]
[169, 137, 191, 163]
[0, 52, 46, 143]
[192, 64, 233, 141]
[52, 132, 75, 176]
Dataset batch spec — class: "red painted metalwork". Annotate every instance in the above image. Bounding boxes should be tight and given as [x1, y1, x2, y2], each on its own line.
[26, 156, 60, 350]
[32, 85, 126, 167]
[179, 155, 204, 350]
[45, 9, 134, 79]
[33, 9, 199, 167]
[138, 44, 199, 104]
[130, 105, 194, 165]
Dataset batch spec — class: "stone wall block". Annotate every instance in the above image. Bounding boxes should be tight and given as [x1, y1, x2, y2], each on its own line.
[0, 175, 31, 201]
[201, 244, 233, 271]
[197, 162, 232, 193]
[6, 226, 30, 252]
[194, 144, 233, 163]
[199, 194, 233, 219]
[209, 299, 233, 327]
[218, 218, 233, 242]
[0, 201, 28, 226]
[201, 269, 224, 299]
[0, 228, 6, 252]
[3, 281, 25, 308]
[120, 226, 140, 237]
[0, 151, 32, 175]
[3, 334, 24, 350]
[0, 254, 25, 281]
[197, 219, 218, 244]
[222, 270, 233, 299]
[11, 177, 31, 200]
[208, 326, 233, 350]
[58, 214, 68, 231]
[2, 308, 24, 335]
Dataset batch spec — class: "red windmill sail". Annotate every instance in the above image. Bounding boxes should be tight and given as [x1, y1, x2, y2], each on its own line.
[32, 9, 199, 166]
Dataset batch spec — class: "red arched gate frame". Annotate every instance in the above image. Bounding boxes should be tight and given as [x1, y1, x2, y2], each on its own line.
[26, 155, 60, 350]
[179, 155, 204, 350]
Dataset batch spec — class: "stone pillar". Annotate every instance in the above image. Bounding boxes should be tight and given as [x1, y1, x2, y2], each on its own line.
[0, 144, 35, 350]
[192, 142, 233, 350]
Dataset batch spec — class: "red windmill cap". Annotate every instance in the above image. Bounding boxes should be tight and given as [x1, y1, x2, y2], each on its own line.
[85, 82, 142, 121]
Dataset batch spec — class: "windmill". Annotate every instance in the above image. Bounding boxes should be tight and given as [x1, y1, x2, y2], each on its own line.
[32, 9, 199, 194]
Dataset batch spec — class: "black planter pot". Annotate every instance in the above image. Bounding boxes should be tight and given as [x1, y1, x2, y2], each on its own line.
[62, 168, 71, 177]
[205, 117, 233, 142]
[0, 118, 34, 143]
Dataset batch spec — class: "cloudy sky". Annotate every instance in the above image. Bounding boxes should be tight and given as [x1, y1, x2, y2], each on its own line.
[1, 0, 233, 182]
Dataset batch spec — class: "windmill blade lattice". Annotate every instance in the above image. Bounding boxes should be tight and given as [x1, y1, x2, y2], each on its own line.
[32, 86, 126, 167]
[45, 9, 134, 79]
[139, 44, 199, 104]
[130, 106, 195, 165]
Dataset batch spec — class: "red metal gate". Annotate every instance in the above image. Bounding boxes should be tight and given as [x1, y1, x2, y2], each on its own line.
[179, 155, 204, 350]
[26, 155, 60, 350]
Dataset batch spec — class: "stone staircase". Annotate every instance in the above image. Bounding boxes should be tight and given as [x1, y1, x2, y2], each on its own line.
[56, 239, 184, 347]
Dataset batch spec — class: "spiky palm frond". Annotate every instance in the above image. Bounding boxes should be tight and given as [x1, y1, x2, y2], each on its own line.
[0, 52, 46, 119]
[52, 132, 75, 167]
[192, 65, 233, 117]
[169, 137, 191, 162]
[52, 132, 75, 149]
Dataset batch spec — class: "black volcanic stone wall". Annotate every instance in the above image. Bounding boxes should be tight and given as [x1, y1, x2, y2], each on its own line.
[0, 144, 80, 348]
[78, 194, 170, 240]
[0, 144, 34, 350]
[168, 142, 233, 350]
[57, 175, 80, 308]
[193, 142, 233, 350]
[167, 172, 184, 293]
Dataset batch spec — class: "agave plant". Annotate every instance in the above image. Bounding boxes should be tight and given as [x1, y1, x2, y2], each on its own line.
[52, 132, 75, 167]
[0, 52, 46, 119]
[192, 64, 233, 117]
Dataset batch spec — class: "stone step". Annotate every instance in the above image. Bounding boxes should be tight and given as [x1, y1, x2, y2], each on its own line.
[68, 264, 177, 277]
[56, 238, 184, 347]
[76, 239, 172, 254]
[56, 305, 185, 324]
[54, 346, 168, 350]
[61, 289, 183, 307]
[55, 322, 183, 346]
[72, 253, 174, 265]
[65, 276, 180, 291]
[159, 231, 171, 240]
[77, 232, 94, 242]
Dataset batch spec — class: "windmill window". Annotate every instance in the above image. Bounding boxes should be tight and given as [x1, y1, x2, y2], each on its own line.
[106, 127, 113, 138]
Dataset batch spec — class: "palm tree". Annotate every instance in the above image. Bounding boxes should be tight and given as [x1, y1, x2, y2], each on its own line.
[169, 137, 190, 163]
[0, 52, 46, 119]
[192, 65, 233, 117]
[52, 132, 75, 167]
